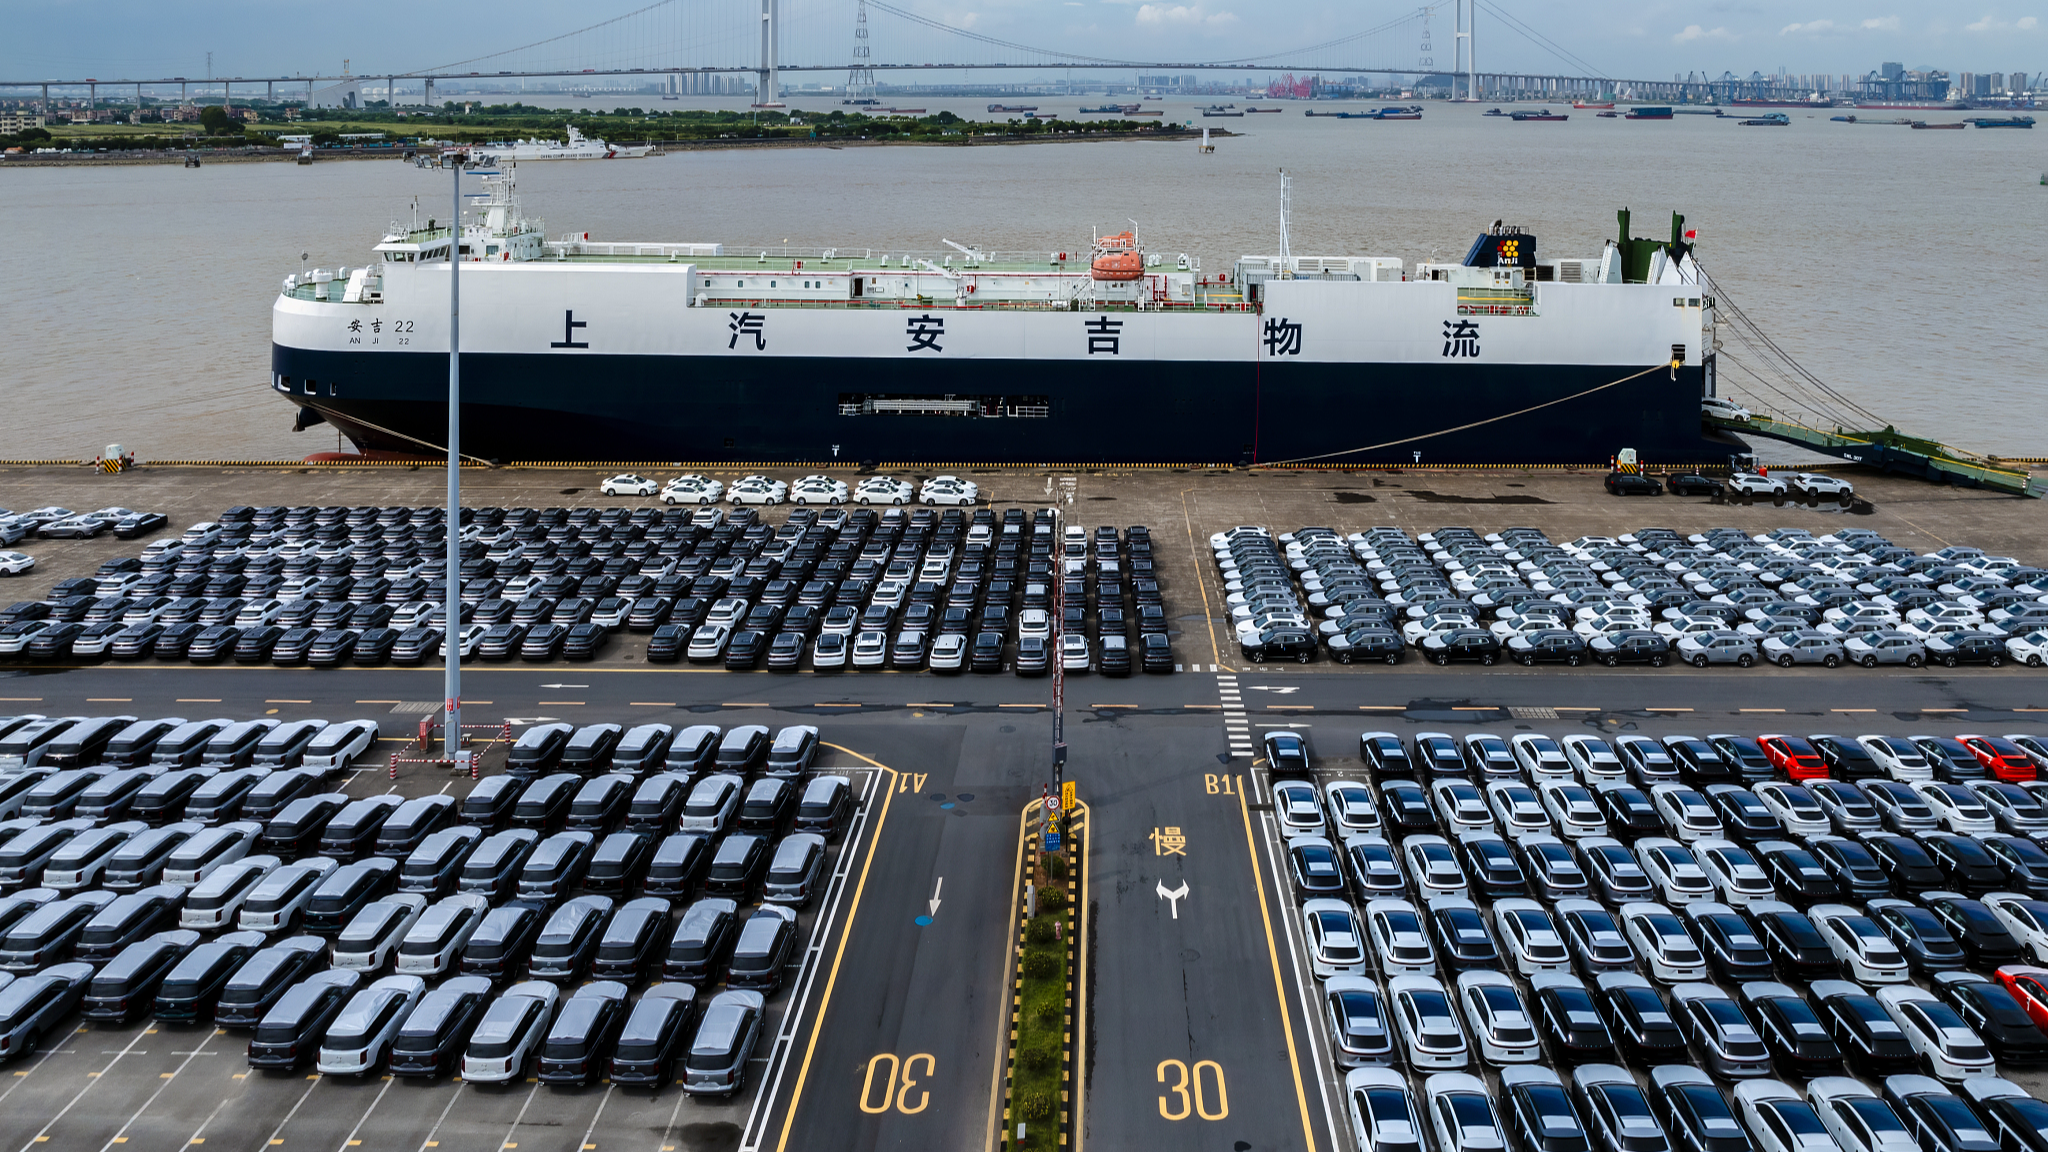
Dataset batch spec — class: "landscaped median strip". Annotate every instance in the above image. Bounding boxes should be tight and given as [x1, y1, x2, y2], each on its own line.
[997, 800, 1086, 1150]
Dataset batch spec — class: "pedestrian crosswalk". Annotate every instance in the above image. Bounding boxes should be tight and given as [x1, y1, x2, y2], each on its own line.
[1217, 673, 1255, 757]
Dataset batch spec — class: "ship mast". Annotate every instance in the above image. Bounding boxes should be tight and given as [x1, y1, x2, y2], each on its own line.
[1277, 169, 1293, 275]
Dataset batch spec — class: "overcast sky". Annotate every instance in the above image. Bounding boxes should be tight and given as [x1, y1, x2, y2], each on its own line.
[2, 0, 2035, 85]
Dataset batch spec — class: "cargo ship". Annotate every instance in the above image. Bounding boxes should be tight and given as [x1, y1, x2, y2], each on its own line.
[270, 175, 1740, 466]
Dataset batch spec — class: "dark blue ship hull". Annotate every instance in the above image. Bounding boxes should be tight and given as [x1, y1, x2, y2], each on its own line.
[272, 346, 1742, 466]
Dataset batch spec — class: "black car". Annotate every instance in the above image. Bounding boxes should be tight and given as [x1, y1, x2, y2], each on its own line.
[1705, 786, 1783, 843]
[152, 622, 203, 661]
[1920, 833, 2009, 897]
[477, 623, 527, 661]
[1812, 735, 1883, 782]
[1749, 903, 1838, 980]
[1806, 837, 1893, 902]
[1597, 975, 1688, 1062]
[1706, 735, 1773, 783]
[536, 985, 629, 1085]
[1429, 901, 1500, 969]
[1508, 629, 1589, 666]
[1742, 984, 1843, 1076]
[663, 897, 740, 984]
[608, 988, 696, 1086]
[1286, 839, 1348, 898]
[1812, 982, 1919, 1076]
[1604, 472, 1663, 496]
[1326, 627, 1403, 665]
[1419, 629, 1501, 666]
[1588, 631, 1672, 667]
[113, 512, 169, 539]
[1242, 629, 1316, 664]
[1665, 473, 1722, 497]
[1504, 1072, 1592, 1152]
[521, 623, 569, 662]
[646, 624, 687, 664]
[1533, 978, 1616, 1063]
[269, 626, 320, 666]
[558, 622, 607, 661]
[1378, 780, 1438, 836]
[24, 623, 85, 661]
[1862, 833, 1948, 896]
[1595, 785, 1664, 841]
[351, 627, 399, 665]
[1263, 731, 1310, 775]
[1930, 971, 2048, 1065]
[1920, 893, 2027, 969]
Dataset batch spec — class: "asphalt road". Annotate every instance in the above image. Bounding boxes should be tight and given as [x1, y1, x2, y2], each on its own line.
[3, 659, 2048, 1151]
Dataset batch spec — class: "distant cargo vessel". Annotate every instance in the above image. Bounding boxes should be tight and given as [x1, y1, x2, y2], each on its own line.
[271, 178, 1738, 466]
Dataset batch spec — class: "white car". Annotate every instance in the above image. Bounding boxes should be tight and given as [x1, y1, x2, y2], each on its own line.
[1456, 969, 1541, 1064]
[302, 720, 380, 774]
[1325, 781, 1383, 837]
[394, 893, 490, 976]
[928, 632, 966, 672]
[1365, 898, 1436, 976]
[1431, 780, 1495, 838]
[660, 475, 724, 505]
[1702, 397, 1753, 422]
[1650, 784, 1723, 843]
[1387, 975, 1469, 1069]
[1982, 893, 2048, 963]
[461, 980, 561, 1082]
[1788, 473, 1855, 500]
[1059, 634, 1090, 672]
[1912, 782, 1999, 835]
[1676, 631, 1760, 667]
[1811, 903, 1910, 983]
[1876, 988, 1996, 1081]
[1301, 899, 1370, 978]
[239, 856, 342, 932]
[1423, 1071, 1504, 1152]
[1492, 898, 1571, 975]
[180, 856, 281, 930]
[850, 630, 889, 669]
[789, 476, 849, 506]
[1560, 735, 1626, 783]
[1807, 1076, 1917, 1152]
[1727, 472, 1789, 497]
[1325, 977, 1397, 1068]
[317, 973, 425, 1076]
[726, 475, 788, 505]
[1754, 782, 1833, 838]
[331, 894, 429, 972]
[2005, 629, 2048, 667]
[1402, 835, 1469, 901]
[1636, 837, 1717, 905]
[0, 553, 33, 576]
[1272, 780, 1328, 841]
[440, 623, 489, 659]
[1538, 780, 1608, 840]
[600, 473, 658, 497]
[1619, 901, 1709, 982]
[1857, 735, 1935, 782]
[854, 477, 914, 506]
[1693, 839, 1775, 906]
[1346, 1066, 1422, 1152]
[1486, 782, 1553, 842]
[919, 478, 979, 507]
[1510, 734, 1573, 780]
[1732, 1080, 1836, 1152]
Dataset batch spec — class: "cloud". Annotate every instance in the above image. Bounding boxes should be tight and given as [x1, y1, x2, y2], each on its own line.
[1860, 15, 1901, 30]
[1780, 19, 1837, 34]
[1671, 23, 1736, 43]
[1782, 15, 1902, 35]
[1964, 12, 2039, 30]
[1134, 2, 1238, 26]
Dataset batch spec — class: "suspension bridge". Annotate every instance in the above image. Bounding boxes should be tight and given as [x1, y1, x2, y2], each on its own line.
[3, 0, 1798, 111]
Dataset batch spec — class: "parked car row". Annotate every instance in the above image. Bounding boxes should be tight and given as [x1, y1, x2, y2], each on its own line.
[1278, 725, 2048, 1152]
[1215, 522, 2047, 670]
[604, 471, 981, 508]
[0, 506, 170, 544]
[0, 712, 859, 1095]
[0, 500, 1179, 674]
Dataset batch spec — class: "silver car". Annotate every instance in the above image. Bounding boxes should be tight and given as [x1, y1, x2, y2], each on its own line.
[683, 988, 765, 1096]
[1843, 631, 1927, 668]
[1760, 630, 1846, 668]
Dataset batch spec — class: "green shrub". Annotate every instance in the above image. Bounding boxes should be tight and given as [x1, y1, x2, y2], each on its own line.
[1021, 951, 1058, 979]
[1038, 886, 1066, 912]
[1025, 918, 1055, 944]
[1018, 1039, 1057, 1071]
[1046, 855, 1067, 879]
[1021, 1089, 1055, 1119]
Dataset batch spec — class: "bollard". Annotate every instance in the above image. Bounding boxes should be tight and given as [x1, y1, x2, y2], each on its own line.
[1024, 882, 1036, 918]
[388, 753, 398, 781]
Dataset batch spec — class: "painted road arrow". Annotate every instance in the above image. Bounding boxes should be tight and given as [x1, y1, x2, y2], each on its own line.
[1156, 880, 1189, 919]
[929, 876, 943, 916]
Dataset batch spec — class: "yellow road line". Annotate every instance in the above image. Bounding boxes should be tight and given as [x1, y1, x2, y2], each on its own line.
[984, 799, 1032, 1152]
[1180, 487, 1225, 670]
[1074, 800, 1092, 1152]
[773, 744, 898, 1152]
[1237, 785, 1319, 1152]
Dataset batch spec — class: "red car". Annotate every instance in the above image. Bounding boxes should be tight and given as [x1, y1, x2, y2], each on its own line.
[1958, 734, 2039, 783]
[1758, 734, 1829, 781]
[1996, 964, 2048, 1030]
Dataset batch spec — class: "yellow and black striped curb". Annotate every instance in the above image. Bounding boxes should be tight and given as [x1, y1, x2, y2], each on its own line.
[1000, 810, 1084, 1149]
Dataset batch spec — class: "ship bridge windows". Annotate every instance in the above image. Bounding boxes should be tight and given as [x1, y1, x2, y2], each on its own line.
[839, 393, 1051, 419]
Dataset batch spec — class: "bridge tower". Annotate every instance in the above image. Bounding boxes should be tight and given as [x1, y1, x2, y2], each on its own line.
[754, 0, 784, 107]
[845, 0, 877, 102]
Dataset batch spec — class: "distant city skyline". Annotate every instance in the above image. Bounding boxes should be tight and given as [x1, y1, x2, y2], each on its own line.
[0, 0, 2036, 83]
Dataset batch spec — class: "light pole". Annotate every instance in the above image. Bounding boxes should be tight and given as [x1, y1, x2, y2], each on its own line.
[442, 147, 465, 764]
[1049, 506, 1066, 851]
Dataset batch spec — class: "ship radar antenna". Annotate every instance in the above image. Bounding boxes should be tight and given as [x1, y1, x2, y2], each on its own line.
[1277, 168, 1293, 275]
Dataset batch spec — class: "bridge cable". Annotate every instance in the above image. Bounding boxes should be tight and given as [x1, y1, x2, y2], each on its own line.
[1472, 0, 1607, 80]
[402, 0, 683, 77]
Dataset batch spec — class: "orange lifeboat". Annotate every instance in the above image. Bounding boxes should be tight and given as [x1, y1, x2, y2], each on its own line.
[1090, 231, 1144, 281]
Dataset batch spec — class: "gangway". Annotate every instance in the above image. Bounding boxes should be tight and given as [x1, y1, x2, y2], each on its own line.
[1704, 410, 2045, 498]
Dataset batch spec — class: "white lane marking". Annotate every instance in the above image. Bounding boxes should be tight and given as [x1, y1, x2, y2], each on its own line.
[257, 1069, 325, 1150]
[414, 1081, 466, 1152]
[1254, 805, 1345, 1152]
[331, 1071, 399, 1152]
[575, 1083, 617, 1151]
[498, 1081, 543, 1150]
[0, 1015, 91, 1109]
[15, 1022, 156, 1152]
[93, 1026, 225, 1152]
